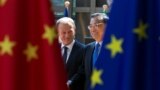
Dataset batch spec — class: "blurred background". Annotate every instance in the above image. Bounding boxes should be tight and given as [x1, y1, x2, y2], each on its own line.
[51, 0, 112, 44]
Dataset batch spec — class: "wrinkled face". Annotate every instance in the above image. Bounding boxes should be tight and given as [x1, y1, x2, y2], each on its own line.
[58, 23, 75, 45]
[88, 18, 106, 42]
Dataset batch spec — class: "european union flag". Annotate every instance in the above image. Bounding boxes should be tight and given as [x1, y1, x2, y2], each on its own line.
[90, 0, 160, 90]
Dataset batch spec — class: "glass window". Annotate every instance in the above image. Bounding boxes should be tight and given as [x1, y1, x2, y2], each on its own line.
[51, 0, 64, 6]
[51, 0, 65, 17]
[96, 0, 107, 7]
[76, 0, 90, 7]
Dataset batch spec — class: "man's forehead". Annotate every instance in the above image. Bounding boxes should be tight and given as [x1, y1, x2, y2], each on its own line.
[90, 18, 102, 23]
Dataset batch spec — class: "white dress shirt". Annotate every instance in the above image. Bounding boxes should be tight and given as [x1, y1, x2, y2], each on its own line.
[61, 40, 75, 63]
[95, 41, 103, 54]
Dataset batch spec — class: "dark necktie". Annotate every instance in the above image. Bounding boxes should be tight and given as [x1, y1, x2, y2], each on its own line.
[63, 46, 68, 63]
[92, 43, 100, 67]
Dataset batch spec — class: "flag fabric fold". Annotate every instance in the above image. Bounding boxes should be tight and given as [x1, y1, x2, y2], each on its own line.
[0, 0, 68, 90]
[90, 0, 160, 90]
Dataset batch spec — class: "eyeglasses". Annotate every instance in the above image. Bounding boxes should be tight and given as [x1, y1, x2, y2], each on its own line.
[88, 23, 104, 30]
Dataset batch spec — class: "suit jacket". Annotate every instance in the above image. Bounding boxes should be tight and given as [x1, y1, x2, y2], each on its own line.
[65, 40, 85, 90]
[84, 42, 96, 89]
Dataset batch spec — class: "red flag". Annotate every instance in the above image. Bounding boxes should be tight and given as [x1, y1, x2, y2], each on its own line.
[0, 0, 68, 90]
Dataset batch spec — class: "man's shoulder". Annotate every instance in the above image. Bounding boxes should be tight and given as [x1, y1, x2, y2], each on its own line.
[84, 42, 95, 51]
[74, 40, 85, 48]
[86, 42, 95, 47]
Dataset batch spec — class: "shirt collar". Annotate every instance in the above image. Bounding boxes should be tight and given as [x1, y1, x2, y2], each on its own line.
[95, 41, 102, 46]
[61, 40, 75, 50]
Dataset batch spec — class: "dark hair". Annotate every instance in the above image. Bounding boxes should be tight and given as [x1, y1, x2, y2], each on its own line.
[90, 13, 109, 24]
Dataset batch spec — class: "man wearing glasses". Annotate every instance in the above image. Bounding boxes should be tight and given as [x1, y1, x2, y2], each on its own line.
[84, 13, 109, 89]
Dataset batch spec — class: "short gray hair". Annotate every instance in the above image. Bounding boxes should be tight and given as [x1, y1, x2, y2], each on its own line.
[56, 17, 76, 29]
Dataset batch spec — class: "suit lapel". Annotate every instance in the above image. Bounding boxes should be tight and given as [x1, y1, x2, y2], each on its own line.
[88, 42, 95, 75]
[66, 41, 77, 65]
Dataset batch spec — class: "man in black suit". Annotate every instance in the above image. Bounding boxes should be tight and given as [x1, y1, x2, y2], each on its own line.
[84, 13, 109, 89]
[56, 17, 85, 90]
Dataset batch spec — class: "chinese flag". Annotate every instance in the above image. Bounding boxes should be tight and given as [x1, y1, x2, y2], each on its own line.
[0, 0, 68, 90]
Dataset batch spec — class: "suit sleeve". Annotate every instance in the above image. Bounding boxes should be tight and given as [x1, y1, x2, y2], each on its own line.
[69, 46, 86, 86]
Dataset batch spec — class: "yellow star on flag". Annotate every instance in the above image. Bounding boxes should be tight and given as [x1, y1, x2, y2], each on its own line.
[23, 43, 38, 62]
[91, 68, 103, 88]
[0, 0, 7, 6]
[106, 35, 123, 58]
[0, 35, 16, 55]
[133, 21, 148, 41]
[42, 25, 57, 45]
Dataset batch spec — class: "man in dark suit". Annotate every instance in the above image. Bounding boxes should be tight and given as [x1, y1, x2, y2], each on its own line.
[56, 17, 85, 90]
[84, 13, 109, 89]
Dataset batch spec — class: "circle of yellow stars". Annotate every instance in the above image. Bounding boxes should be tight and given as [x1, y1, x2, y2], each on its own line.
[90, 20, 149, 89]
[0, 24, 56, 62]
[91, 68, 103, 88]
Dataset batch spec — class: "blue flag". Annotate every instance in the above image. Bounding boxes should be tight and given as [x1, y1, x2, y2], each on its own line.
[90, 0, 160, 90]
[64, 7, 69, 17]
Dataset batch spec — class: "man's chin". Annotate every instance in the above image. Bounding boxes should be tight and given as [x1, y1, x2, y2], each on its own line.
[63, 42, 71, 45]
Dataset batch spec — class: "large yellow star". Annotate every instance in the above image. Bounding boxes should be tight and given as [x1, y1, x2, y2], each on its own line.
[0, 35, 16, 55]
[106, 35, 123, 58]
[91, 68, 103, 88]
[133, 21, 148, 41]
[42, 25, 57, 45]
[23, 43, 38, 62]
[0, 0, 7, 6]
